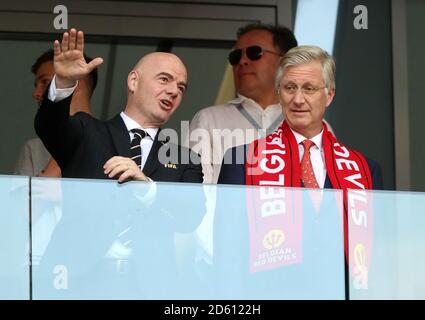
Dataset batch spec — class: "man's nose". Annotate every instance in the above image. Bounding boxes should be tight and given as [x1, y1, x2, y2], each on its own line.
[32, 86, 43, 103]
[293, 88, 306, 104]
[238, 51, 250, 65]
[167, 82, 179, 97]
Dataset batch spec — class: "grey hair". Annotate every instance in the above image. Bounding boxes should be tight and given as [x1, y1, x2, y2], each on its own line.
[275, 45, 336, 93]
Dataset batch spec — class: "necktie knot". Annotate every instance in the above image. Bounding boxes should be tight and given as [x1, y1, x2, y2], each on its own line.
[130, 128, 147, 142]
[302, 139, 315, 152]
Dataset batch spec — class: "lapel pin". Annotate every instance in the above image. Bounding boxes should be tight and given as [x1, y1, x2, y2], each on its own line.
[164, 163, 177, 169]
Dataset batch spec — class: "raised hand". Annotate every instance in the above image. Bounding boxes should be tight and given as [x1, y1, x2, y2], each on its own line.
[53, 28, 103, 88]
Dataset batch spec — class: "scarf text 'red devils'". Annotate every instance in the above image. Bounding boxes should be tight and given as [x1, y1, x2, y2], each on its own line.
[245, 121, 373, 289]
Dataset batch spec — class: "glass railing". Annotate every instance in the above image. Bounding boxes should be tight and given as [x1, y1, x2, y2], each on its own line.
[1, 174, 424, 299]
[0, 175, 30, 300]
[30, 178, 345, 299]
[348, 189, 425, 299]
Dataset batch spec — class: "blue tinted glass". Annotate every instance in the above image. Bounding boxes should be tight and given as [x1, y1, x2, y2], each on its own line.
[31, 178, 345, 299]
[348, 189, 425, 299]
[0, 175, 30, 300]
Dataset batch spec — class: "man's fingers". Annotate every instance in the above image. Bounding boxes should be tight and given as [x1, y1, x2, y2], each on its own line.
[61, 32, 69, 52]
[103, 156, 122, 172]
[68, 28, 77, 50]
[117, 170, 133, 183]
[53, 40, 62, 57]
[104, 161, 120, 175]
[87, 57, 104, 72]
[108, 164, 130, 179]
[104, 158, 129, 177]
[107, 166, 123, 179]
[76, 30, 84, 52]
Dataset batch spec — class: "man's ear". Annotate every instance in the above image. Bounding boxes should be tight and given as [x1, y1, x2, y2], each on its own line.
[127, 70, 138, 93]
[325, 87, 335, 108]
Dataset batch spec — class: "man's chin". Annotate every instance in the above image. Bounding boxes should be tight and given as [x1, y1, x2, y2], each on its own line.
[153, 113, 172, 126]
[238, 85, 259, 98]
[287, 119, 309, 132]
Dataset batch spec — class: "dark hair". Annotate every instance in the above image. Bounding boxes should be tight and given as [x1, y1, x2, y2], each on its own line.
[236, 23, 298, 55]
[31, 49, 97, 96]
[31, 49, 54, 74]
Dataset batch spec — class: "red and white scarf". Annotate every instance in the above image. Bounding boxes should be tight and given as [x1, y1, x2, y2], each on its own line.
[245, 121, 372, 190]
[245, 121, 373, 289]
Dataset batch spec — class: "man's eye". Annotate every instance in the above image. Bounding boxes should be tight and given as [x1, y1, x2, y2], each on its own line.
[178, 86, 186, 94]
[285, 85, 296, 91]
[159, 77, 168, 82]
[304, 86, 316, 93]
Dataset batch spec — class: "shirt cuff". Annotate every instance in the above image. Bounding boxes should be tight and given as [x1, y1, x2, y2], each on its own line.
[48, 74, 78, 102]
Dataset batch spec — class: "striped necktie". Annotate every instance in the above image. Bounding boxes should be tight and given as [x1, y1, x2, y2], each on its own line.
[130, 129, 147, 169]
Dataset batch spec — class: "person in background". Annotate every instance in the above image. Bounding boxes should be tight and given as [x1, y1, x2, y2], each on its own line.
[15, 49, 97, 177]
[188, 23, 300, 184]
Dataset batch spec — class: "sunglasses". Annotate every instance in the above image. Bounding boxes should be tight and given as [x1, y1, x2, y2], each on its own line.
[228, 45, 282, 66]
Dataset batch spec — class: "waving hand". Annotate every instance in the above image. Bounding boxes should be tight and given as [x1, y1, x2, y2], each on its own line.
[53, 28, 103, 88]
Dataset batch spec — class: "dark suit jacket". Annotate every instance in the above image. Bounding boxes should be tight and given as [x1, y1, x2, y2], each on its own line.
[34, 92, 206, 298]
[35, 93, 202, 183]
[218, 144, 384, 189]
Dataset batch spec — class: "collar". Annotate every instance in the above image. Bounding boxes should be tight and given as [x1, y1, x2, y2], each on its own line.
[290, 127, 323, 151]
[228, 94, 281, 111]
[120, 111, 158, 140]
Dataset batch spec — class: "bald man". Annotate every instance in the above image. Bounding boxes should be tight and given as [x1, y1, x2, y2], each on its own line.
[35, 29, 202, 183]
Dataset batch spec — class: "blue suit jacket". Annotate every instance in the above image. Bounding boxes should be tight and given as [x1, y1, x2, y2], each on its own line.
[218, 144, 384, 190]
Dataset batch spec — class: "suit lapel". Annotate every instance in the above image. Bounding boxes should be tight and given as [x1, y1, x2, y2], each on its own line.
[106, 114, 131, 158]
[324, 175, 332, 188]
[143, 129, 167, 177]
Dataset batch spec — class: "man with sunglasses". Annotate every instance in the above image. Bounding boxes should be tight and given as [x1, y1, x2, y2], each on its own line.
[188, 23, 298, 184]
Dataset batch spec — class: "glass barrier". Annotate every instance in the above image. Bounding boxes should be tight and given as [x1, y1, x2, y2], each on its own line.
[348, 189, 425, 299]
[0, 175, 30, 300]
[31, 178, 345, 299]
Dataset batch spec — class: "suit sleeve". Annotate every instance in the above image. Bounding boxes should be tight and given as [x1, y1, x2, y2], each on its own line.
[180, 149, 204, 183]
[34, 86, 83, 169]
[367, 158, 384, 190]
[217, 145, 246, 185]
